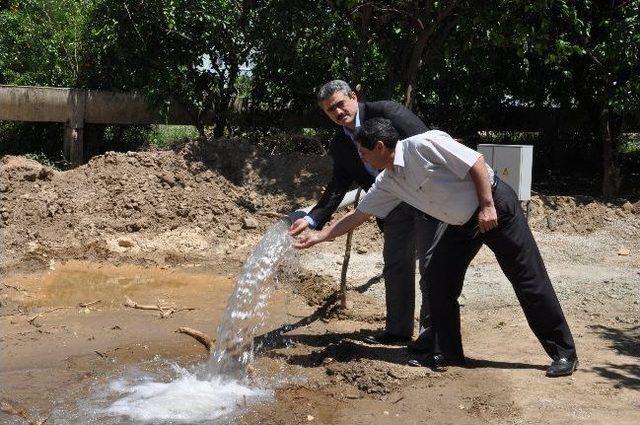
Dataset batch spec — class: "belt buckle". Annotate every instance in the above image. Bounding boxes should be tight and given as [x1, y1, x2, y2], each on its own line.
[491, 175, 499, 190]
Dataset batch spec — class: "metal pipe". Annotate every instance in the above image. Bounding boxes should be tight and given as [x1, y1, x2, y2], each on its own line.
[284, 189, 362, 224]
[0, 85, 215, 125]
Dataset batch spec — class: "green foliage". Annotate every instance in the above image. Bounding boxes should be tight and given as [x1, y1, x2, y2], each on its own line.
[148, 125, 199, 149]
[1, 0, 639, 195]
[620, 133, 640, 154]
[24, 151, 68, 170]
[0, 0, 94, 86]
[81, 0, 257, 136]
[249, 0, 358, 112]
[0, 121, 64, 156]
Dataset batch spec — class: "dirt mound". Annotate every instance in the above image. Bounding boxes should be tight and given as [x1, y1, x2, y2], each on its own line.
[2, 138, 638, 272]
[528, 194, 638, 234]
[290, 271, 338, 306]
[0, 139, 331, 272]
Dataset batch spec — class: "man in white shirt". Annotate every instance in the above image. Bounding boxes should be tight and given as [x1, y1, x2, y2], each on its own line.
[294, 117, 578, 377]
[289, 80, 447, 347]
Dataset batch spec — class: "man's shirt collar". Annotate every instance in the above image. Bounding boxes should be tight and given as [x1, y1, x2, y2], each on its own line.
[342, 107, 361, 139]
[393, 139, 405, 168]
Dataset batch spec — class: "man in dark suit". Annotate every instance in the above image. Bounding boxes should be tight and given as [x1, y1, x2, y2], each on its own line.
[289, 80, 446, 345]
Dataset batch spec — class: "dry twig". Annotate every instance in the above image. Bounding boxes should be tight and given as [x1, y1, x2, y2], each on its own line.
[175, 327, 215, 351]
[79, 299, 102, 308]
[123, 296, 195, 318]
[27, 308, 65, 326]
[339, 189, 362, 309]
[3, 283, 28, 293]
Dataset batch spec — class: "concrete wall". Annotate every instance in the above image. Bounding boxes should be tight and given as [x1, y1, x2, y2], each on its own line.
[0, 85, 215, 164]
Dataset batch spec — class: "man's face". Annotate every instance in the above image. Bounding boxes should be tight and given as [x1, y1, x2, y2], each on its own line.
[357, 141, 387, 170]
[319, 91, 358, 128]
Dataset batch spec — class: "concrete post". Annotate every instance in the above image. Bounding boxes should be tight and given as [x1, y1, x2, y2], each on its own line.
[63, 89, 86, 165]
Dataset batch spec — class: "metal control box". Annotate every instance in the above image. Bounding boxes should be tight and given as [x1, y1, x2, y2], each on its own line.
[477, 144, 533, 201]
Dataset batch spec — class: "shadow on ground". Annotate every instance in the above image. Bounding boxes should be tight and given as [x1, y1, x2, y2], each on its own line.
[589, 324, 640, 390]
[255, 274, 547, 372]
[182, 138, 331, 208]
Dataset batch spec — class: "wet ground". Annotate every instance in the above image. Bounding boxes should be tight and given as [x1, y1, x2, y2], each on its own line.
[0, 261, 299, 423]
[2, 219, 639, 425]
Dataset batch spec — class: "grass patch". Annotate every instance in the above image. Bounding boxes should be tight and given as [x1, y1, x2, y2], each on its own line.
[149, 125, 199, 149]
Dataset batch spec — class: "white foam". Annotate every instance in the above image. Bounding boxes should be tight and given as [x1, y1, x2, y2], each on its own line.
[103, 365, 270, 423]
[101, 220, 293, 422]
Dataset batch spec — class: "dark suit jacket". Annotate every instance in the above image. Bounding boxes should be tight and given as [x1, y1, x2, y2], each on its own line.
[308, 100, 428, 229]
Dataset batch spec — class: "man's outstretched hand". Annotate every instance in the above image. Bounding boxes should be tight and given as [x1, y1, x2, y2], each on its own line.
[289, 218, 309, 236]
[293, 233, 321, 250]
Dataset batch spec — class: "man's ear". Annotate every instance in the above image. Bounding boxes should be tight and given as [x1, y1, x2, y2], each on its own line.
[375, 140, 385, 151]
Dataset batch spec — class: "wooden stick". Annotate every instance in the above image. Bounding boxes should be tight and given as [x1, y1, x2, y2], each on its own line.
[339, 188, 362, 309]
[79, 299, 101, 308]
[175, 327, 215, 351]
[124, 296, 162, 311]
[3, 283, 27, 293]
[124, 296, 195, 318]
[27, 308, 65, 325]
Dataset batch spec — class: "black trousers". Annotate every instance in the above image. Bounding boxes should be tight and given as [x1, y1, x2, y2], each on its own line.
[424, 179, 576, 360]
[381, 203, 447, 337]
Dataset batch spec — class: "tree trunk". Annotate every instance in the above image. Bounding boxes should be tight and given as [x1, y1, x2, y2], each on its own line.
[213, 60, 240, 138]
[195, 123, 206, 139]
[600, 104, 621, 197]
[403, 28, 430, 108]
[402, 3, 460, 108]
[213, 103, 228, 138]
[352, 3, 373, 86]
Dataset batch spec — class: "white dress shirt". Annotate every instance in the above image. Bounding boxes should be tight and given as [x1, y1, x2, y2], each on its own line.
[357, 130, 495, 225]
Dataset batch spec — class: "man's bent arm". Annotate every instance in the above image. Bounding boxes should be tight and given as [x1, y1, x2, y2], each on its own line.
[468, 156, 498, 233]
[294, 209, 370, 249]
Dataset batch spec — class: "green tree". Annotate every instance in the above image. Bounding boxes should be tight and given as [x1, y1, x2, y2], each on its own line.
[81, 0, 256, 137]
[326, 0, 465, 106]
[0, 0, 94, 86]
[538, 0, 640, 196]
[412, 0, 639, 195]
[248, 0, 357, 113]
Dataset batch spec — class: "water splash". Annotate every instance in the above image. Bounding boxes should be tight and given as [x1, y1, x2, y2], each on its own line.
[103, 364, 270, 423]
[101, 219, 293, 423]
[208, 219, 293, 378]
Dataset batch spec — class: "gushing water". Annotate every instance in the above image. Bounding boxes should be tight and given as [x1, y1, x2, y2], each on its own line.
[103, 364, 270, 423]
[208, 219, 293, 377]
[100, 219, 293, 423]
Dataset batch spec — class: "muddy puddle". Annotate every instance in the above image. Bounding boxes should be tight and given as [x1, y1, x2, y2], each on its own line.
[1, 260, 299, 424]
[10, 261, 229, 308]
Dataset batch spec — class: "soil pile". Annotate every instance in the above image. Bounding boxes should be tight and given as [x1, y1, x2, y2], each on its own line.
[0, 139, 331, 272]
[528, 193, 639, 234]
[1, 139, 638, 272]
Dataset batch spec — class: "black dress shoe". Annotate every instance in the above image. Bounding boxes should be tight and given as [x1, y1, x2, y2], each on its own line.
[407, 338, 431, 353]
[546, 357, 578, 377]
[407, 353, 466, 370]
[362, 333, 411, 346]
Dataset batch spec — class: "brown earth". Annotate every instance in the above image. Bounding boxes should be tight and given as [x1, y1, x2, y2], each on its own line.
[1, 142, 639, 424]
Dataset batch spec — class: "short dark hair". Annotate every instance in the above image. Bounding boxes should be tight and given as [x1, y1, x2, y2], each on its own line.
[354, 118, 400, 150]
[317, 80, 352, 102]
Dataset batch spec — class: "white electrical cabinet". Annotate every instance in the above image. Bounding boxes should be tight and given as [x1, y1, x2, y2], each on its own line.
[477, 144, 533, 201]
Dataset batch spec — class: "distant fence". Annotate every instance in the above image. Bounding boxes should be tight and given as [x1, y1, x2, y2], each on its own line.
[0, 85, 214, 164]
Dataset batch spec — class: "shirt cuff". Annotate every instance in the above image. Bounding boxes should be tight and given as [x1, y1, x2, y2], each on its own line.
[303, 215, 317, 229]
